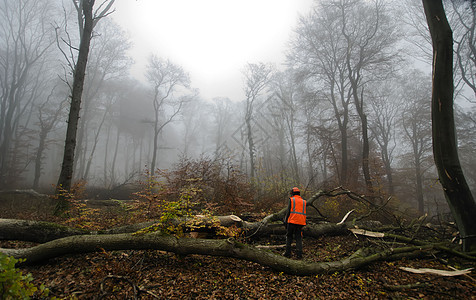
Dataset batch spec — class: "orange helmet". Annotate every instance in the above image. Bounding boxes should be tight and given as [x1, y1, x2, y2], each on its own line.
[291, 187, 300, 195]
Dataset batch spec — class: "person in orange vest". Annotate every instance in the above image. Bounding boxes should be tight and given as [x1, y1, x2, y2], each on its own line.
[283, 187, 307, 259]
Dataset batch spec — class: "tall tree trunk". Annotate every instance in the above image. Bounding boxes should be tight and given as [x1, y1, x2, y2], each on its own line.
[56, 0, 94, 201]
[0, 115, 13, 188]
[245, 106, 255, 180]
[150, 123, 159, 177]
[83, 106, 109, 180]
[348, 71, 372, 192]
[110, 125, 121, 186]
[139, 136, 143, 173]
[330, 82, 349, 185]
[423, 0, 476, 251]
[103, 124, 111, 187]
[33, 94, 64, 190]
[382, 149, 394, 196]
[360, 113, 372, 192]
[287, 116, 300, 183]
[305, 124, 316, 187]
[32, 131, 48, 190]
[277, 122, 286, 175]
[415, 159, 425, 215]
[340, 123, 349, 185]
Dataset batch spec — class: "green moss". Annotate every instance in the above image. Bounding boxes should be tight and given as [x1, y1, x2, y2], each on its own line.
[33, 221, 87, 234]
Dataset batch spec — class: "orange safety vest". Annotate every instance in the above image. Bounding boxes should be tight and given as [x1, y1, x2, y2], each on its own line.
[287, 195, 306, 225]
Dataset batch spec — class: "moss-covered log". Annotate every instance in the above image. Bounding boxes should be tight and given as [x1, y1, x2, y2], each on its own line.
[0, 219, 87, 243]
[0, 216, 351, 243]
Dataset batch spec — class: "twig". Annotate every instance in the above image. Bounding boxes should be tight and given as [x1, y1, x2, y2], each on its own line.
[99, 275, 138, 300]
[138, 287, 160, 299]
[447, 265, 476, 282]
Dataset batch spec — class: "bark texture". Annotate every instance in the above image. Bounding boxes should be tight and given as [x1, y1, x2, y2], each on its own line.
[0, 219, 87, 243]
[0, 232, 426, 275]
[422, 0, 476, 251]
[56, 0, 95, 196]
[0, 217, 349, 243]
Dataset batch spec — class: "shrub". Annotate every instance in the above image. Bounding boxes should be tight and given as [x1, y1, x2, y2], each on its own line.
[0, 253, 49, 299]
[135, 156, 254, 216]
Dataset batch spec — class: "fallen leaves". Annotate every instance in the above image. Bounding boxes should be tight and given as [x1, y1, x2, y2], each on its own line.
[4, 235, 472, 299]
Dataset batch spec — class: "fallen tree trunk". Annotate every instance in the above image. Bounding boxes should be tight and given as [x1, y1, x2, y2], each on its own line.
[0, 217, 350, 243]
[304, 222, 349, 238]
[0, 187, 390, 243]
[0, 218, 242, 242]
[0, 232, 428, 275]
[0, 219, 88, 243]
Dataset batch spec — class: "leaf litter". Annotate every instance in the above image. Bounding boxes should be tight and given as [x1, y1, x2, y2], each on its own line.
[2, 235, 475, 299]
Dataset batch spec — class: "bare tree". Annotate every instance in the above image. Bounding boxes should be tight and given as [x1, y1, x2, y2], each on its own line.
[289, 0, 400, 190]
[81, 80, 127, 181]
[339, 0, 401, 192]
[210, 97, 236, 159]
[32, 85, 67, 190]
[368, 81, 401, 195]
[455, 106, 476, 190]
[300, 89, 339, 188]
[98, 82, 149, 188]
[74, 19, 132, 180]
[242, 62, 273, 180]
[145, 55, 190, 176]
[56, 0, 115, 200]
[179, 91, 204, 157]
[0, 0, 56, 188]
[450, 0, 476, 102]
[422, 0, 476, 251]
[400, 0, 433, 65]
[289, 2, 354, 186]
[400, 70, 433, 214]
[270, 69, 301, 183]
[401, 0, 473, 100]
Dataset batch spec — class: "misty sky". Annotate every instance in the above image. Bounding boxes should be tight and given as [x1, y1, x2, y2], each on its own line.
[112, 0, 313, 102]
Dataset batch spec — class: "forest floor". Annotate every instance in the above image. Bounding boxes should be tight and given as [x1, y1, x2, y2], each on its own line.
[1, 209, 475, 299]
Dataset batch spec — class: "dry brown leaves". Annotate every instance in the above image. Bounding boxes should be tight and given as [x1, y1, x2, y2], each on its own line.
[2, 235, 472, 299]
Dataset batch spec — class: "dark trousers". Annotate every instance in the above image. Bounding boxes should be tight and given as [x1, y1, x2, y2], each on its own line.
[285, 223, 304, 256]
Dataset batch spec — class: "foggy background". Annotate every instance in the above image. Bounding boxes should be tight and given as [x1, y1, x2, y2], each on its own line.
[1, 0, 475, 217]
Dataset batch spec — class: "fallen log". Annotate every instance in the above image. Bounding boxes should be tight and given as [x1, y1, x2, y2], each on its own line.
[0, 187, 391, 244]
[304, 222, 349, 238]
[0, 232, 429, 275]
[0, 218, 87, 243]
[0, 217, 350, 243]
[0, 217, 243, 242]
